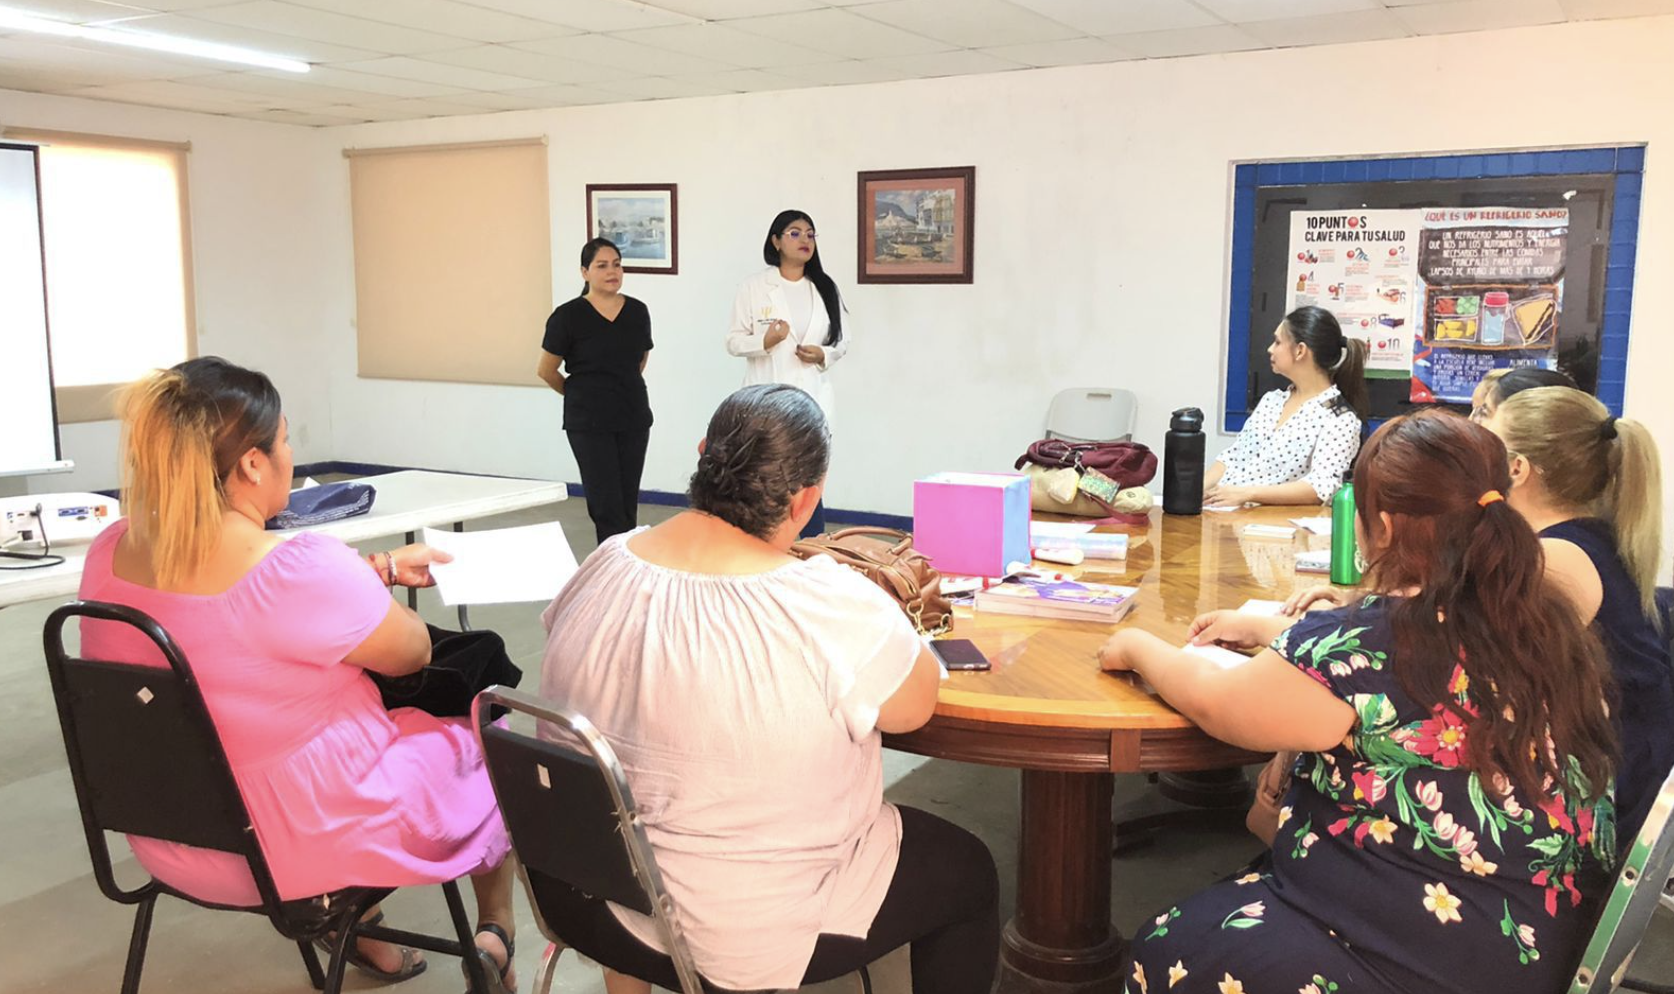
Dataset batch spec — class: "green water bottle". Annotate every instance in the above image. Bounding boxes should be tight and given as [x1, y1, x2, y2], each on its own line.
[1329, 471, 1361, 586]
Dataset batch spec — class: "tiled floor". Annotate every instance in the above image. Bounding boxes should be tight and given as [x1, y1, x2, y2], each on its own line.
[1, 492, 1668, 993]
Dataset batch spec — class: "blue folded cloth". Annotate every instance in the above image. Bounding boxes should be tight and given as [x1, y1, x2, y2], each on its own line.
[265, 481, 377, 530]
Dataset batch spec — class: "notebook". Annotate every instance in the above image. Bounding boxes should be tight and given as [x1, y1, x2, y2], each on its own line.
[975, 576, 1138, 623]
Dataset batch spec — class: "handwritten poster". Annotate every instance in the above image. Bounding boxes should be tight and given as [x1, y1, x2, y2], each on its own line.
[1285, 210, 1421, 379]
[1409, 208, 1566, 404]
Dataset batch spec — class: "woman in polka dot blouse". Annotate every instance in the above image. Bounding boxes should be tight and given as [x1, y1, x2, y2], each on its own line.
[1204, 306, 1368, 507]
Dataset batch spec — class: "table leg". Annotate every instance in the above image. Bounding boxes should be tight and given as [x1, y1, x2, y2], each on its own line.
[1001, 770, 1124, 992]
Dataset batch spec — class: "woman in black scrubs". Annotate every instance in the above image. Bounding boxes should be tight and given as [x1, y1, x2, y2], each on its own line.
[538, 238, 653, 545]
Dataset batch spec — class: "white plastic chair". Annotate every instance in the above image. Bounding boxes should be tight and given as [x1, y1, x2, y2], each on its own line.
[1044, 388, 1137, 443]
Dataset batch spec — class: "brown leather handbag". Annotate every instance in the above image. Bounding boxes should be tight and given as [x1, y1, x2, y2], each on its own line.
[790, 527, 952, 636]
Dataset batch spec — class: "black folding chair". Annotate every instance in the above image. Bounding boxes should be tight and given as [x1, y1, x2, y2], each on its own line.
[43, 600, 493, 994]
[472, 685, 876, 994]
[1568, 764, 1674, 994]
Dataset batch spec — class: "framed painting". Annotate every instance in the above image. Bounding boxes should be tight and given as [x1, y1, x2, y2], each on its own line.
[856, 166, 974, 284]
[586, 183, 678, 275]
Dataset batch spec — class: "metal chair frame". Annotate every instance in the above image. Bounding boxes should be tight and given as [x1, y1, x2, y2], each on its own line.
[1569, 765, 1674, 994]
[474, 685, 706, 994]
[43, 600, 491, 994]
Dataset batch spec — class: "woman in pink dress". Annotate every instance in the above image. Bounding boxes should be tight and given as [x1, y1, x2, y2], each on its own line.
[78, 357, 517, 991]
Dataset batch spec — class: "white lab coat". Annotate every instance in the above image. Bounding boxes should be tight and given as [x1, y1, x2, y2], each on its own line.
[726, 267, 848, 421]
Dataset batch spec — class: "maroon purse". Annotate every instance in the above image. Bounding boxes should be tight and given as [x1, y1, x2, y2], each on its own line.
[1015, 440, 1158, 487]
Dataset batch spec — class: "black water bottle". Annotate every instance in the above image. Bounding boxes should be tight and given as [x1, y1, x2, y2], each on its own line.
[1163, 407, 1205, 515]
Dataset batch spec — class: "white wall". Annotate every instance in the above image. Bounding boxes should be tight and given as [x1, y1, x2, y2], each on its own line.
[317, 16, 1674, 563]
[1, 16, 1670, 582]
[0, 89, 339, 493]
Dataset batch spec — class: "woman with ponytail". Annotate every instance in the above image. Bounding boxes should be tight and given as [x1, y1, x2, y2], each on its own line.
[79, 358, 520, 991]
[726, 210, 849, 536]
[539, 385, 996, 994]
[1102, 409, 1618, 993]
[1486, 385, 1671, 842]
[539, 237, 655, 545]
[1204, 305, 1367, 507]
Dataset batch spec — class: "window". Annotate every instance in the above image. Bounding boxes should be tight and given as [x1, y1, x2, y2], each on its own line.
[4, 128, 195, 423]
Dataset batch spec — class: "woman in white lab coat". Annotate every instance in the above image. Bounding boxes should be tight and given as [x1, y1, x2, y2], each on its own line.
[726, 209, 848, 536]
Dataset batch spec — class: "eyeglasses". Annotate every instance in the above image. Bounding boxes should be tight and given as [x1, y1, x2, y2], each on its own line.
[782, 229, 816, 241]
[1469, 405, 1489, 424]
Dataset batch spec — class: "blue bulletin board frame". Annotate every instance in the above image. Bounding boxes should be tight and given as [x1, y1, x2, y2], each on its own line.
[1224, 146, 1645, 431]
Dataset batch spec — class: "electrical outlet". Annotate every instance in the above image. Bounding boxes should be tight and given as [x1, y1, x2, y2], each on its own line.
[0, 505, 42, 549]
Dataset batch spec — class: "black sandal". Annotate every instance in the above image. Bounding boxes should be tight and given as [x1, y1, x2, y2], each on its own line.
[316, 910, 428, 983]
[465, 921, 516, 994]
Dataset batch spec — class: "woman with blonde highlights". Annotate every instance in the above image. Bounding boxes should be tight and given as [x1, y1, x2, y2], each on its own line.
[1487, 385, 1671, 842]
[80, 357, 519, 991]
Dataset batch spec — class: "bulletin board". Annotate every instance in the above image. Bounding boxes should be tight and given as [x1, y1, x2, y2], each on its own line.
[1224, 147, 1644, 431]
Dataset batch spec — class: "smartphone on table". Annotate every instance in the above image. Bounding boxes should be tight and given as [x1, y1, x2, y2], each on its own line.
[928, 638, 991, 672]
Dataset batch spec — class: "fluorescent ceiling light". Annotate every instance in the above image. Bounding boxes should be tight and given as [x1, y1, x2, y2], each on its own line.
[0, 7, 311, 73]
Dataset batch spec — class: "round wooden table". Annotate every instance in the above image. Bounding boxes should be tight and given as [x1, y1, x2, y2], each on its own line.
[884, 503, 1338, 992]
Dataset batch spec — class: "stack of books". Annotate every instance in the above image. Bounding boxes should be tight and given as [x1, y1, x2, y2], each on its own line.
[975, 576, 1138, 623]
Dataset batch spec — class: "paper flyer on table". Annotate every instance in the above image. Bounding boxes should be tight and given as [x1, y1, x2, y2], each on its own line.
[421, 522, 578, 606]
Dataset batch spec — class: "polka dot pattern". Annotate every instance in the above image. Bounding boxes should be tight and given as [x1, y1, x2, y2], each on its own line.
[1220, 386, 1362, 502]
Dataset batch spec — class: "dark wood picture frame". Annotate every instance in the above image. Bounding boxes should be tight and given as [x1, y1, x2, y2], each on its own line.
[585, 183, 678, 276]
[856, 166, 975, 284]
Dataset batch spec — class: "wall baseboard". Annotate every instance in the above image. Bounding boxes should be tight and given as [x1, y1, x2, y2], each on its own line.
[294, 461, 914, 532]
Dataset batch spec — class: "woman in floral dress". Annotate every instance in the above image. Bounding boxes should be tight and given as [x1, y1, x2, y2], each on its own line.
[1099, 409, 1619, 994]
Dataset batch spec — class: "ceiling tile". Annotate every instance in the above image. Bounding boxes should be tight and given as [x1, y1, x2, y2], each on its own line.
[1380, 0, 1486, 6]
[243, 106, 365, 124]
[172, 68, 403, 103]
[349, 95, 515, 117]
[314, 101, 434, 121]
[188, 1, 468, 55]
[1241, 9, 1412, 46]
[0, 0, 154, 23]
[669, 67, 818, 91]
[1003, 0, 1224, 35]
[596, 75, 734, 99]
[67, 77, 281, 111]
[728, 8, 957, 59]
[112, 0, 242, 8]
[0, 64, 117, 90]
[447, 0, 696, 32]
[1560, 0, 1674, 16]
[861, 48, 1027, 78]
[484, 82, 626, 105]
[769, 59, 922, 85]
[109, 12, 384, 62]
[282, 0, 575, 44]
[1393, 0, 1567, 33]
[852, 0, 1082, 48]
[1195, 0, 1378, 22]
[610, 22, 833, 68]
[1109, 23, 1271, 57]
[247, 63, 470, 97]
[332, 55, 551, 90]
[0, 34, 207, 77]
[980, 36, 1138, 66]
[423, 44, 635, 84]
[637, 0, 820, 17]
[511, 33, 739, 74]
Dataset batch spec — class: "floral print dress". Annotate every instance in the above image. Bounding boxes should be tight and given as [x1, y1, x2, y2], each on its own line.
[1123, 597, 1616, 994]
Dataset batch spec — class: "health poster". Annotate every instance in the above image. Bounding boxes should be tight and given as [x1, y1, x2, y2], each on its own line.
[1285, 210, 1421, 380]
[1410, 207, 1566, 404]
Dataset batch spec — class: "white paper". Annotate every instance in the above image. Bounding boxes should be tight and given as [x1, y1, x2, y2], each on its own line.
[1183, 642, 1255, 669]
[1202, 504, 1238, 513]
[1239, 599, 1287, 616]
[292, 477, 320, 491]
[1291, 516, 1333, 535]
[421, 521, 578, 606]
[1029, 521, 1096, 539]
[1241, 523, 1296, 539]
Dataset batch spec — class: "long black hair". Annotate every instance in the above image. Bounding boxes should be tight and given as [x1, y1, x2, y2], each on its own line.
[1285, 305, 1368, 420]
[579, 237, 619, 297]
[762, 209, 843, 347]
